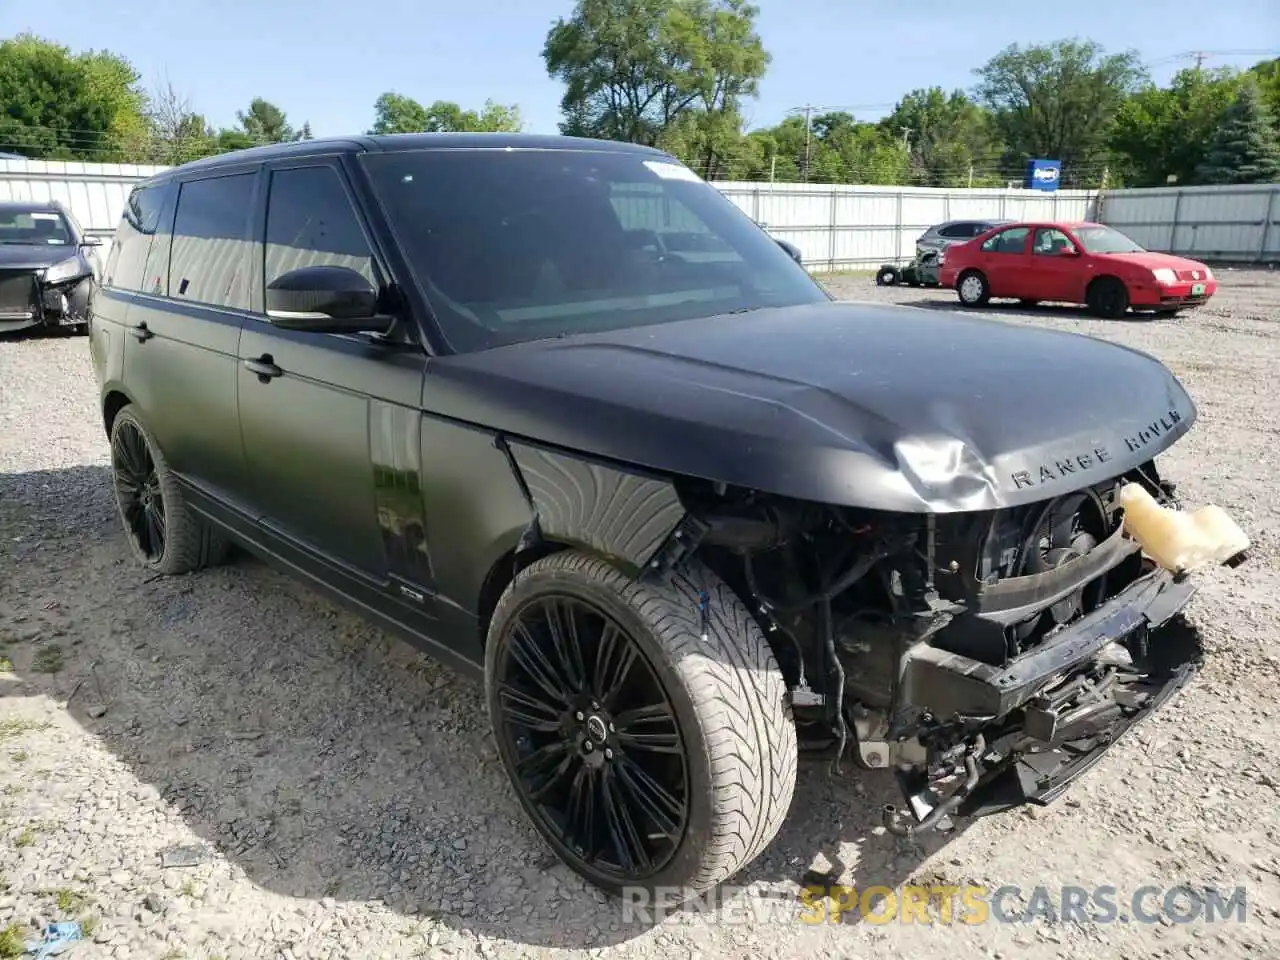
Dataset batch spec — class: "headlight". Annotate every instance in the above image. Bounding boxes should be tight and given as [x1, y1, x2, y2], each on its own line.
[40, 255, 87, 285]
[1151, 268, 1177, 285]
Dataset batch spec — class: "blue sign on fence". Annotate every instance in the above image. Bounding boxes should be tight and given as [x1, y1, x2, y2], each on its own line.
[1025, 159, 1061, 192]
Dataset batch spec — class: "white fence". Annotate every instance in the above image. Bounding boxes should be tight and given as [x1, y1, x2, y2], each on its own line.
[1096, 183, 1280, 264]
[1, 157, 1275, 270]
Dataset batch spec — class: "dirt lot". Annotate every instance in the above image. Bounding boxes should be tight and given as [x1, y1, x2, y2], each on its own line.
[2, 270, 1279, 960]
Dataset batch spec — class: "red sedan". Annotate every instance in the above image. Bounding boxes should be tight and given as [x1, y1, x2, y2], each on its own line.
[937, 220, 1217, 318]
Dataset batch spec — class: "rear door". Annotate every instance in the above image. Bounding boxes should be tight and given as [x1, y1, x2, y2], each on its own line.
[976, 225, 1032, 297]
[121, 165, 260, 510]
[236, 156, 430, 594]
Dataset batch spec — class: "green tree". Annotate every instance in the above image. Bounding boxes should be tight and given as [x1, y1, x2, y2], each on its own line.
[1110, 67, 1242, 186]
[1245, 57, 1280, 130]
[236, 97, 307, 144]
[369, 93, 521, 134]
[1196, 79, 1280, 184]
[0, 34, 147, 161]
[881, 87, 1004, 186]
[974, 38, 1147, 177]
[544, 0, 768, 147]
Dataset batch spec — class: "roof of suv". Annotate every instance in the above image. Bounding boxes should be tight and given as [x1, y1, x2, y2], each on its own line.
[149, 133, 671, 182]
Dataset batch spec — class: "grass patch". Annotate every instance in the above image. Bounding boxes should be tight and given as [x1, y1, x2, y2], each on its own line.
[78, 915, 97, 938]
[8, 750, 30, 764]
[30, 646, 64, 674]
[14, 827, 36, 848]
[0, 719, 48, 743]
[53, 888, 88, 913]
[0, 923, 24, 959]
[0, 657, 12, 673]
[1, 785, 22, 797]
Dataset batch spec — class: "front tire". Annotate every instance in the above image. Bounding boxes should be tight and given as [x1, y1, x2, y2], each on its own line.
[485, 550, 797, 902]
[109, 405, 229, 574]
[957, 270, 989, 306]
[875, 266, 898, 286]
[1087, 277, 1130, 319]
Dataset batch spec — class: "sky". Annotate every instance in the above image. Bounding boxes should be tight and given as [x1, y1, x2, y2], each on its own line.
[2, 0, 1277, 138]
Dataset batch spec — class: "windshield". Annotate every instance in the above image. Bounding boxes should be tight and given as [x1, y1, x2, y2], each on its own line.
[0, 209, 73, 245]
[361, 149, 827, 351]
[1075, 225, 1145, 254]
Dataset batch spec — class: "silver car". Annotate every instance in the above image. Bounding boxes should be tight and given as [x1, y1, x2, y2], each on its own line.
[916, 218, 1014, 254]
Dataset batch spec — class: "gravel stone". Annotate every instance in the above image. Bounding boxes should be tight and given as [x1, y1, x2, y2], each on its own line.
[1, 270, 1278, 958]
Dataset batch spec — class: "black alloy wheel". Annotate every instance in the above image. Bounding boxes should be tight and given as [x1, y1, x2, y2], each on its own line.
[112, 418, 166, 562]
[492, 593, 689, 882]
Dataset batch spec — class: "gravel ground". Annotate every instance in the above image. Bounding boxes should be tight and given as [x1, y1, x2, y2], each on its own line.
[2, 270, 1279, 960]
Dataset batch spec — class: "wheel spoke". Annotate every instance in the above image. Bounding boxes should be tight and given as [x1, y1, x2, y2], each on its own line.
[515, 740, 572, 795]
[498, 682, 563, 732]
[593, 624, 637, 708]
[145, 503, 165, 557]
[528, 751, 576, 803]
[542, 600, 587, 694]
[615, 702, 681, 754]
[615, 756, 684, 839]
[563, 764, 598, 859]
[508, 621, 573, 708]
[601, 767, 651, 872]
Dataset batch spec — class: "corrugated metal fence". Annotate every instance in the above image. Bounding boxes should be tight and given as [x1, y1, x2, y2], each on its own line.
[1, 157, 1275, 269]
[710, 181, 1099, 269]
[1095, 183, 1280, 264]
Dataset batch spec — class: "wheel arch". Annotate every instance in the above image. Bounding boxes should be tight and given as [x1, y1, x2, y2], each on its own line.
[1086, 273, 1127, 296]
[102, 387, 135, 438]
[477, 439, 692, 648]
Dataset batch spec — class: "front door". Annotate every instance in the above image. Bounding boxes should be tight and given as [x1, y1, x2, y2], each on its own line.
[977, 225, 1032, 298]
[1029, 226, 1082, 302]
[236, 159, 430, 592]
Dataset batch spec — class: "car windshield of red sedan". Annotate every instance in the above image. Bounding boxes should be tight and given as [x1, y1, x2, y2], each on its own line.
[0, 209, 73, 245]
[361, 149, 828, 351]
[1075, 225, 1146, 254]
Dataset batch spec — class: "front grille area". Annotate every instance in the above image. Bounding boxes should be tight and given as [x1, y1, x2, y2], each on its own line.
[1176, 268, 1205, 282]
[0, 270, 38, 319]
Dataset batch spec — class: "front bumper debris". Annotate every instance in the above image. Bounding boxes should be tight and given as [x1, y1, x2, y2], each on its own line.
[885, 565, 1206, 833]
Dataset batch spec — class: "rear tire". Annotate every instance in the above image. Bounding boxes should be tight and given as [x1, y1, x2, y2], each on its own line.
[1086, 277, 1129, 319]
[957, 270, 989, 307]
[875, 266, 898, 286]
[485, 550, 797, 903]
[109, 404, 230, 575]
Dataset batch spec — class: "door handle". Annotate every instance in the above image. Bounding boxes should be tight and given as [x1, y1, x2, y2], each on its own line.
[243, 355, 283, 380]
[131, 322, 154, 342]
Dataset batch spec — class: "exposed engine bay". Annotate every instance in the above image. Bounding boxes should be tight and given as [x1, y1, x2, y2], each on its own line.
[658, 458, 1246, 834]
[0, 264, 95, 332]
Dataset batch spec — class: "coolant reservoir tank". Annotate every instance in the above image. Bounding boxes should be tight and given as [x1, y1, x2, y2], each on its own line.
[1118, 483, 1250, 575]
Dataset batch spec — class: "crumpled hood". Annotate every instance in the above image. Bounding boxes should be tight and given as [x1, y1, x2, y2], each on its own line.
[0, 244, 77, 269]
[427, 300, 1197, 513]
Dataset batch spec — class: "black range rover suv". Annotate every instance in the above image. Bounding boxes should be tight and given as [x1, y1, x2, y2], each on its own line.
[90, 133, 1245, 903]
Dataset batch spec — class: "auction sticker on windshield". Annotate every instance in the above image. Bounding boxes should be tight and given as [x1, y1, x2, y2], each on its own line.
[644, 160, 703, 182]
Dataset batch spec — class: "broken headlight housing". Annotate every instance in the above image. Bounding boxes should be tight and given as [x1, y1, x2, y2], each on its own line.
[40, 255, 88, 286]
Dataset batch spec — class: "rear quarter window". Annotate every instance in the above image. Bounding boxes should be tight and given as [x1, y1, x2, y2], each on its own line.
[105, 182, 175, 293]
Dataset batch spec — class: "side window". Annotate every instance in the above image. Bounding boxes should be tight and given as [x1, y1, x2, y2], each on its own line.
[264, 165, 376, 294]
[104, 182, 172, 292]
[937, 223, 972, 239]
[168, 173, 256, 310]
[981, 226, 1030, 254]
[1032, 227, 1077, 256]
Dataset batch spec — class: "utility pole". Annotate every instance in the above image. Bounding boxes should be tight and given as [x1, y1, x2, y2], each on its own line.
[1192, 51, 1207, 72]
[800, 104, 814, 183]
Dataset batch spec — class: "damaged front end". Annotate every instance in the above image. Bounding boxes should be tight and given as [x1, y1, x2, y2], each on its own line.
[0, 259, 95, 333]
[670, 460, 1248, 834]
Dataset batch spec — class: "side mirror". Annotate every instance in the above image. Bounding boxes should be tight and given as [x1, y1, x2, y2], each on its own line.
[265, 265, 385, 332]
[776, 238, 803, 265]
